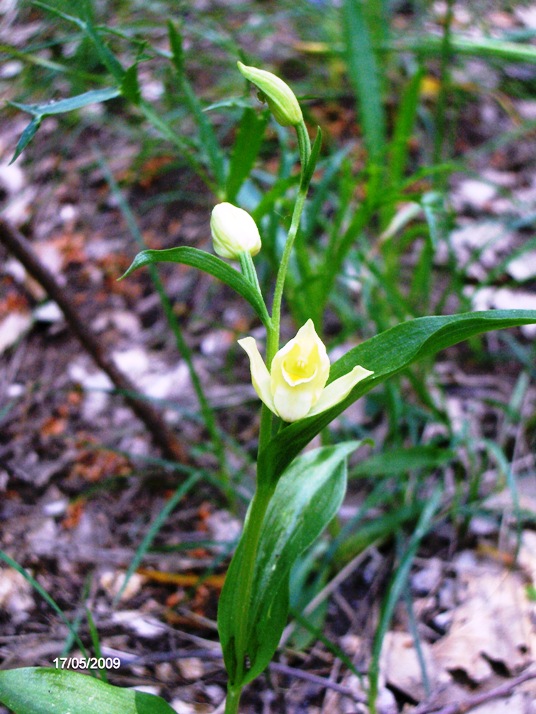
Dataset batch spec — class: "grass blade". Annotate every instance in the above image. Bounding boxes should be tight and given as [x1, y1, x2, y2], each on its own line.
[168, 22, 226, 191]
[114, 472, 203, 604]
[226, 108, 268, 203]
[341, 0, 387, 164]
[0, 551, 89, 659]
[368, 489, 442, 710]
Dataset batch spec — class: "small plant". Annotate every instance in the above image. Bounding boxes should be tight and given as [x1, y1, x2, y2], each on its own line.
[2, 54, 536, 714]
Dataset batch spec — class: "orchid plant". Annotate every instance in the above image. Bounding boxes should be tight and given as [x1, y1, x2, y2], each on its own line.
[2, 59, 536, 714]
[118, 63, 536, 713]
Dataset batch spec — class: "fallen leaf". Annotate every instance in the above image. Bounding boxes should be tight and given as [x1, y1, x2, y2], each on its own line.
[381, 631, 448, 702]
[432, 551, 534, 683]
[0, 311, 32, 354]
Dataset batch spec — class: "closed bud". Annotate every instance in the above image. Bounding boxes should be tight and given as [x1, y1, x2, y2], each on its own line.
[210, 202, 262, 260]
[237, 61, 303, 127]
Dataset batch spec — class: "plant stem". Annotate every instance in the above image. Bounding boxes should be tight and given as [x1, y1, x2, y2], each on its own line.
[223, 119, 313, 712]
[238, 252, 263, 296]
[224, 685, 242, 714]
[270, 120, 312, 347]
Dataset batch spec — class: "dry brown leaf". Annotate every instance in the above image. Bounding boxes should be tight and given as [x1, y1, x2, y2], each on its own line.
[0, 311, 32, 354]
[432, 552, 535, 683]
[381, 631, 449, 702]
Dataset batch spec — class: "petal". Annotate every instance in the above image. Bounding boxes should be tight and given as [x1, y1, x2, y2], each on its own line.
[238, 337, 277, 414]
[272, 383, 315, 423]
[281, 342, 318, 386]
[308, 365, 374, 417]
[271, 319, 330, 401]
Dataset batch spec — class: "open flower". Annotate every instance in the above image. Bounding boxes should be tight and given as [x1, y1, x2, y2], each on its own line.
[211, 202, 261, 260]
[237, 61, 303, 127]
[238, 319, 373, 422]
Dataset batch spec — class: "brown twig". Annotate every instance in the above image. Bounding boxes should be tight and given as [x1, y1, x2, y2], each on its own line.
[118, 648, 368, 704]
[0, 217, 186, 462]
[269, 661, 367, 704]
[413, 666, 536, 714]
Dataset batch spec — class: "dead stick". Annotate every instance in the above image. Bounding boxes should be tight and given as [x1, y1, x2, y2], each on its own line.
[413, 666, 536, 714]
[0, 217, 186, 462]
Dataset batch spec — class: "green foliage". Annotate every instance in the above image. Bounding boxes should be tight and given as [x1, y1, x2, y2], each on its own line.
[226, 108, 269, 202]
[341, 0, 386, 165]
[121, 246, 271, 328]
[9, 88, 121, 162]
[218, 442, 358, 688]
[258, 310, 536, 486]
[0, 668, 176, 714]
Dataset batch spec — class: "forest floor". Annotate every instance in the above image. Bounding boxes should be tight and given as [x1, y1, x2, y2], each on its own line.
[1, 2, 536, 713]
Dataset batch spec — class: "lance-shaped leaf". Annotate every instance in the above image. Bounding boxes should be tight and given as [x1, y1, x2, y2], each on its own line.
[218, 441, 359, 687]
[9, 87, 121, 163]
[0, 667, 176, 714]
[121, 246, 271, 328]
[257, 309, 536, 486]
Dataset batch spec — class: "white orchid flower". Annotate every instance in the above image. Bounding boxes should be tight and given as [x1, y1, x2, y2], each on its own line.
[238, 319, 373, 422]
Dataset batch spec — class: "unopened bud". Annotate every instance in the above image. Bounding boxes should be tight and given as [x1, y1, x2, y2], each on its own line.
[237, 61, 303, 127]
[210, 202, 262, 260]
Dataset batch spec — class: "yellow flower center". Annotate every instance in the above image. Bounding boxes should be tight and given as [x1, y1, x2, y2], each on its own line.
[282, 344, 319, 386]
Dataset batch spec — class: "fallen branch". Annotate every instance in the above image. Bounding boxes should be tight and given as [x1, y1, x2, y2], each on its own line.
[0, 217, 186, 462]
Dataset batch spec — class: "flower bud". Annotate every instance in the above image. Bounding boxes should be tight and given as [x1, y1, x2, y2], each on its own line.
[210, 202, 261, 260]
[237, 61, 303, 127]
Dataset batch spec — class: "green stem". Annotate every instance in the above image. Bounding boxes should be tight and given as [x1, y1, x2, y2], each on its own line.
[270, 120, 312, 347]
[224, 685, 243, 714]
[223, 119, 313, 711]
[238, 251, 263, 298]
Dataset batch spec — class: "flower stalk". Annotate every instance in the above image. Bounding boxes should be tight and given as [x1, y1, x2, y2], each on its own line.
[221, 64, 370, 714]
[222, 70, 314, 714]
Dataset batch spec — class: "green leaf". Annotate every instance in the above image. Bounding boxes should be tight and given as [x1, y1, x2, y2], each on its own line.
[391, 33, 536, 64]
[10, 88, 121, 117]
[258, 310, 536, 485]
[167, 22, 226, 188]
[0, 667, 176, 714]
[342, 0, 386, 163]
[120, 246, 271, 328]
[9, 88, 121, 163]
[226, 107, 268, 203]
[350, 444, 456, 478]
[167, 19, 184, 75]
[121, 64, 142, 104]
[10, 116, 41, 164]
[79, 5, 125, 82]
[388, 67, 424, 191]
[219, 442, 359, 687]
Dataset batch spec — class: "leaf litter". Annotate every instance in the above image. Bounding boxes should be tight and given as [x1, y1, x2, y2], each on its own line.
[1, 1, 536, 712]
